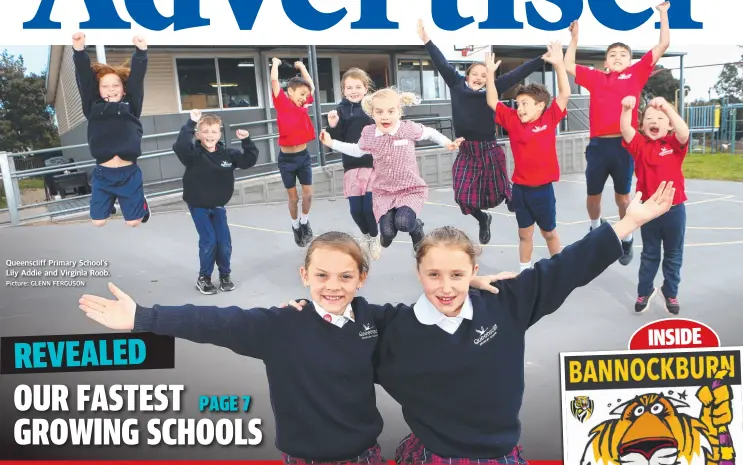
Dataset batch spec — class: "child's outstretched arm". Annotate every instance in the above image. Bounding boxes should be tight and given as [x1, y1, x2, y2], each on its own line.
[416, 125, 464, 151]
[417, 19, 461, 87]
[127, 35, 149, 119]
[325, 108, 345, 141]
[71, 32, 97, 119]
[484, 53, 501, 111]
[542, 41, 570, 111]
[230, 129, 260, 169]
[270, 57, 281, 98]
[620, 96, 638, 143]
[651, 97, 690, 145]
[651, 2, 671, 65]
[494, 55, 545, 95]
[79, 282, 277, 359]
[295, 61, 315, 94]
[172, 110, 201, 166]
[319, 130, 370, 157]
[564, 21, 578, 76]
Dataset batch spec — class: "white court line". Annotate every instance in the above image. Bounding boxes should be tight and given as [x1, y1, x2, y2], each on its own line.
[557, 178, 738, 198]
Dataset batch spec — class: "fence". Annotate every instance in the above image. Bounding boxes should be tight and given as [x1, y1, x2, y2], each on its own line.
[0, 97, 592, 227]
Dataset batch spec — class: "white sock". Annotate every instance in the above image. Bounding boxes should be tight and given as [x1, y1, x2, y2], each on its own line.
[519, 261, 531, 272]
[623, 232, 633, 242]
[300, 214, 309, 225]
[590, 219, 601, 229]
[292, 218, 300, 229]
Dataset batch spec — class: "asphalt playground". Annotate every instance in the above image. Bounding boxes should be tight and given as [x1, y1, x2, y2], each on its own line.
[1, 173, 741, 460]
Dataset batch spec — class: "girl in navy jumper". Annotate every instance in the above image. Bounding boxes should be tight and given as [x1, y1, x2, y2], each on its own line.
[72, 32, 151, 227]
[285, 182, 677, 463]
[78, 231, 507, 463]
[172, 110, 259, 295]
[326, 68, 381, 260]
[417, 19, 546, 245]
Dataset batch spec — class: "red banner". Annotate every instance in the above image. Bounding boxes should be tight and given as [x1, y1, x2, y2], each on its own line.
[628, 317, 720, 350]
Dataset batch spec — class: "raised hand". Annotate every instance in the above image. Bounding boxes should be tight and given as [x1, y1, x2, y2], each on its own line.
[319, 130, 334, 147]
[569, 20, 579, 40]
[236, 129, 249, 140]
[294, 61, 306, 70]
[327, 110, 339, 128]
[190, 109, 202, 122]
[656, 1, 670, 13]
[542, 41, 564, 65]
[72, 32, 86, 51]
[625, 181, 675, 228]
[79, 282, 137, 330]
[648, 96, 669, 110]
[271, 57, 282, 68]
[622, 96, 636, 110]
[417, 19, 430, 43]
[132, 35, 147, 51]
[485, 53, 502, 74]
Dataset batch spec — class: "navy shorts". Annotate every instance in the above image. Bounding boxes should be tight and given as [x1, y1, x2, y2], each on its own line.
[511, 183, 556, 232]
[585, 137, 635, 196]
[278, 150, 313, 189]
[90, 164, 146, 221]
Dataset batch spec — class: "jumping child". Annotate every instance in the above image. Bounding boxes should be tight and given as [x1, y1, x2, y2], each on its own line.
[486, 44, 570, 272]
[271, 57, 317, 247]
[417, 19, 547, 244]
[319, 88, 463, 251]
[172, 110, 259, 295]
[326, 68, 381, 260]
[79, 233, 501, 464]
[564, 2, 670, 265]
[72, 32, 151, 227]
[620, 96, 689, 316]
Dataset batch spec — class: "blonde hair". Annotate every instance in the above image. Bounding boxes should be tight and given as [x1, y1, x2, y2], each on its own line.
[415, 226, 481, 267]
[197, 113, 222, 131]
[305, 231, 369, 275]
[341, 68, 374, 92]
[361, 86, 421, 116]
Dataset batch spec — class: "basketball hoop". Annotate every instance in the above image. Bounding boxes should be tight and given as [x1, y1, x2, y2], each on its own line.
[461, 46, 473, 57]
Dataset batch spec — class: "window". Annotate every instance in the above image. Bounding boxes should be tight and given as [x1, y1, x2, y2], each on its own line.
[397, 59, 422, 95]
[270, 57, 335, 103]
[175, 57, 260, 111]
[396, 58, 448, 100]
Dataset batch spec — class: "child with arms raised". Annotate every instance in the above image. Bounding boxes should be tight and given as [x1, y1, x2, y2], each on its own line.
[72, 32, 151, 227]
[172, 110, 259, 295]
[486, 43, 570, 272]
[320, 88, 463, 251]
[326, 68, 381, 259]
[620, 96, 689, 315]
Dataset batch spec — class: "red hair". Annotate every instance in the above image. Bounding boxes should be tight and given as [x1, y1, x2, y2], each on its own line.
[91, 61, 131, 83]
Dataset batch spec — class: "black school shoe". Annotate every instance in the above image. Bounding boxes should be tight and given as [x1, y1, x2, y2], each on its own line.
[661, 289, 680, 315]
[300, 221, 314, 246]
[479, 212, 492, 244]
[293, 225, 303, 247]
[141, 195, 151, 223]
[618, 237, 634, 265]
[219, 275, 235, 292]
[410, 219, 425, 251]
[634, 288, 656, 313]
[196, 276, 217, 295]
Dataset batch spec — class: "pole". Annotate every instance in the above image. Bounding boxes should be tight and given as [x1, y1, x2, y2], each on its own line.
[95, 44, 107, 64]
[0, 152, 21, 226]
[678, 55, 685, 119]
[307, 45, 325, 166]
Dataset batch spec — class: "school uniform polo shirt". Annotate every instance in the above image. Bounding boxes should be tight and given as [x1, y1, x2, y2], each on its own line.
[313, 301, 355, 328]
[495, 101, 566, 186]
[622, 132, 688, 204]
[413, 294, 473, 334]
[575, 52, 655, 137]
[273, 89, 316, 147]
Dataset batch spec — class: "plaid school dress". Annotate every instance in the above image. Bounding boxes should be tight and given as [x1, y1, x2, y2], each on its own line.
[357, 121, 429, 222]
[395, 433, 527, 464]
[452, 140, 512, 215]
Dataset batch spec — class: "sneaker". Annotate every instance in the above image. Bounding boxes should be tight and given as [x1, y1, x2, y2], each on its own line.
[219, 275, 235, 292]
[368, 234, 382, 260]
[478, 212, 492, 245]
[661, 289, 680, 315]
[360, 233, 372, 256]
[292, 225, 303, 246]
[618, 237, 634, 265]
[141, 196, 151, 223]
[589, 217, 607, 232]
[634, 288, 656, 313]
[410, 219, 425, 251]
[300, 221, 314, 246]
[111, 203, 118, 216]
[196, 276, 217, 295]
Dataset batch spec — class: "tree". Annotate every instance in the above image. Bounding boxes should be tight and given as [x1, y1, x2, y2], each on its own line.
[0, 50, 60, 154]
[715, 47, 743, 100]
[642, 65, 688, 105]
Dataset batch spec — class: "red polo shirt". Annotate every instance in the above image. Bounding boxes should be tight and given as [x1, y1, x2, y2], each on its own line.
[622, 132, 688, 205]
[575, 51, 655, 137]
[272, 88, 316, 147]
[495, 101, 567, 186]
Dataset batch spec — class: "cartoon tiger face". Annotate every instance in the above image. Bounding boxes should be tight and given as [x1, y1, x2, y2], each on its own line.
[581, 393, 709, 465]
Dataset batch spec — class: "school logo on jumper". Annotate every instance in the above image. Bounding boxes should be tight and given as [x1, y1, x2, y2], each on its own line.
[618, 73, 633, 80]
[560, 348, 743, 465]
[359, 323, 378, 340]
[570, 396, 595, 423]
[474, 324, 497, 346]
[220, 161, 232, 167]
[659, 147, 674, 157]
[532, 125, 548, 133]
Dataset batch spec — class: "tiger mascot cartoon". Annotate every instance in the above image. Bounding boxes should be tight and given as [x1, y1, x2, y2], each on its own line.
[580, 370, 735, 465]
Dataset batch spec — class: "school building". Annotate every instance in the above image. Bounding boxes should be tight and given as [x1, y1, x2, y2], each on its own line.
[42, 43, 686, 205]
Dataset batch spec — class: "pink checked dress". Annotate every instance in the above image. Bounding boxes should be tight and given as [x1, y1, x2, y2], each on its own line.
[357, 121, 429, 222]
